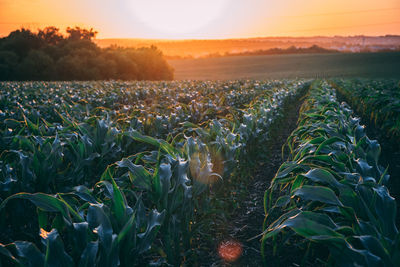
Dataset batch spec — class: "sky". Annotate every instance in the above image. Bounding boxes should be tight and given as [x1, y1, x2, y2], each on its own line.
[1, 0, 400, 39]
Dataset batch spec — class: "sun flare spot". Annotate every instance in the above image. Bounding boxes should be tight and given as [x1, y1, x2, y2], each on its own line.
[131, 0, 230, 37]
[39, 228, 51, 239]
[218, 240, 243, 262]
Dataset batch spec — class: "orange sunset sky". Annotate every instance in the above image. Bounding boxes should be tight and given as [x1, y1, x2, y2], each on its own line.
[1, 0, 400, 39]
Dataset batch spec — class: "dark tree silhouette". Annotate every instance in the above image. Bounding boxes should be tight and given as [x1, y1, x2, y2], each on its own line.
[0, 28, 41, 59]
[38, 27, 64, 45]
[66, 27, 98, 41]
[0, 27, 173, 81]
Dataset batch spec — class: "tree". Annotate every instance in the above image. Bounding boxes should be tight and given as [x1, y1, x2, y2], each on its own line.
[0, 51, 18, 80]
[66, 27, 98, 41]
[0, 26, 173, 81]
[16, 50, 55, 80]
[0, 28, 42, 59]
[38, 26, 64, 45]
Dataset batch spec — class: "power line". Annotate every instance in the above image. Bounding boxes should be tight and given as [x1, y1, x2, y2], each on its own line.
[278, 21, 400, 34]
[282, 7, 400, 18]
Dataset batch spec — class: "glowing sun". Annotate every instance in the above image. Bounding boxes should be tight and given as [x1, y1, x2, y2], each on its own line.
[131, 0, 230, 36]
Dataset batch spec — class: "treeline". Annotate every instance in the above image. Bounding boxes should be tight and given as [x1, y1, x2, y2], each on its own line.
[230, 45, 338, 57]
[166, 45, 339, 60]
[0, 27, 174, 81]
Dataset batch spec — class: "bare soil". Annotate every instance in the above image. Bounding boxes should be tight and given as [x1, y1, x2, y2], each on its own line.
[197, 88, 308, 267]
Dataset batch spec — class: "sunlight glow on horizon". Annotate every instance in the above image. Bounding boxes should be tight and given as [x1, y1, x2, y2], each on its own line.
[131, 0, 230, 36]
[0, 0, 400, 39]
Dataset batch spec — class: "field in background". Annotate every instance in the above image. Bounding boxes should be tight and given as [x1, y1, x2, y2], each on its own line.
[95, 36, 400, 58]
[169, 52, 400, 80]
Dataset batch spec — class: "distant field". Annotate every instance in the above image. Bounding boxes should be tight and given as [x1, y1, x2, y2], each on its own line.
[95, 36, 400, 58]
[168, 52, 400, 80]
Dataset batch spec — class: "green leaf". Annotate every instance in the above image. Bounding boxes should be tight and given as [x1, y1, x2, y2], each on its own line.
[301, 168, 342, 189]
[315, 136, 344, 154]
[275, 162, 304, 179]
[372, 186, 398, 238]
[299, 155, 346, 172]
[181, 121, 199, 128]
[87, 204, 113, 254]
[37, 208, 48, 230]
[100, 167, 127, 225]
[274, 195, 290, 208]
[292, 185, 343, 206]
[117, 210, 136, 244]
[13, 241, 44, 266]
[357, 235, 391, 265]
[291, 175, 304, 193]
[138, 209, 165, 253]
[264, 211, 344, 240]
[0, 243, 19, 264]
[22, 113, 39, 135]
[126, 130, 178, 158]
[158, 163, 172, 209]
[116, 158, 152, 191]
[72, 222, 89, 254]
[42, 229, 74, 267]
[73, 186, 98, 204]
[78, 242, 99, 267]
[1, 193, 73, 224]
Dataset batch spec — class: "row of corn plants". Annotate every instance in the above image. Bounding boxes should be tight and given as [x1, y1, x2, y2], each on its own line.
[262, 80, 399, 266]
[332, 78, 400, 228]
[0, 80, 283, 199]
[0, 80, 308, 265]
[0, 80, 279, 138]
[332, 79, 400, 139]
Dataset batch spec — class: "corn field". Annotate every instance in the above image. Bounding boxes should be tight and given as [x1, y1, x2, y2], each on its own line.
[0, 79, 398, 266]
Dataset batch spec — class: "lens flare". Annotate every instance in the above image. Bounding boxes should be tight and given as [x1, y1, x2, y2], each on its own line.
[218, 240, 243, 262]
[39, 228, 50, 239]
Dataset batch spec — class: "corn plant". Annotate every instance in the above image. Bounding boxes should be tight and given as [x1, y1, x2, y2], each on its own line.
[0, 172, 165, 266]
[332, 78, 400, 138]
[0, 79, 310, 265]
[262, 81, 399, 266]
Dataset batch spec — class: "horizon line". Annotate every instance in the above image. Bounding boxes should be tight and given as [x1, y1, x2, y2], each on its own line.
[94, 34, 400, 42]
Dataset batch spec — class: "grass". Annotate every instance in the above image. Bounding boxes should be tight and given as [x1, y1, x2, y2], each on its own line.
[168, 52, 400, 80]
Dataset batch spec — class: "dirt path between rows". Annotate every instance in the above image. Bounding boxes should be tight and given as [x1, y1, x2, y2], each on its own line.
[201, 90, 307, 267]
